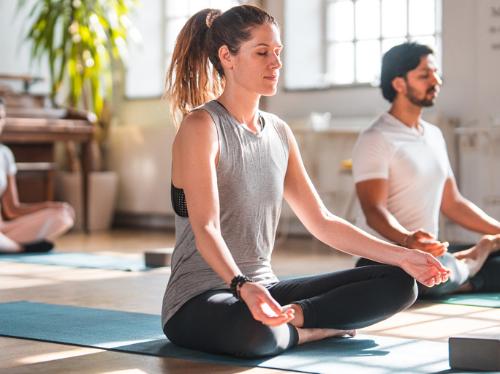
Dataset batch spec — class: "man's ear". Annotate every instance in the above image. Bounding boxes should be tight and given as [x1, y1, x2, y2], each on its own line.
[392, 76, 406, 95]
[218, 45, 233, 71]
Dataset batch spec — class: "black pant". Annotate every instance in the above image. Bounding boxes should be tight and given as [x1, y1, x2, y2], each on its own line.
[356, 250, 500, 296]
[164, 265, 417, 358]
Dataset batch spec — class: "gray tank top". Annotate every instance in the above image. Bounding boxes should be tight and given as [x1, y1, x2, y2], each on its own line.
[161, 100, 290, 326]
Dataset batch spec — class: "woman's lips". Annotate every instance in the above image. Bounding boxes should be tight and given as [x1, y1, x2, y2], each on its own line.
[264, 75, 278, 82]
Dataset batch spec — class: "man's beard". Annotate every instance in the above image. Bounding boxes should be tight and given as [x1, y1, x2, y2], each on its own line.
[406, 85, 437, 107]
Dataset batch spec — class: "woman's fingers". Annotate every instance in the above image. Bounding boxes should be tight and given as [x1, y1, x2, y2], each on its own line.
[253, 304, 294, 326]
[261, 292, 288, 317]
[246, 289, 295, 326]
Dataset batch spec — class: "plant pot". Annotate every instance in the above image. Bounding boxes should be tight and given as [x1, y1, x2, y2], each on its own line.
[55, 171, 118, 231]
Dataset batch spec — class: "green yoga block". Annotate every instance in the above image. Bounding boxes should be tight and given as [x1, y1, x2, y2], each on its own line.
[449, 327, 500, 371]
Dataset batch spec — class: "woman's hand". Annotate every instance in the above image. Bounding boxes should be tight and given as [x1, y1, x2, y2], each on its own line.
[239, 282, 295, 326]
[400, 249, 450, 287]
[405, 230, 448, 257]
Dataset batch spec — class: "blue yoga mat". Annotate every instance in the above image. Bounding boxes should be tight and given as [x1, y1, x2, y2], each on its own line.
[428, 293, 500, 308]
[0, 301, 451, 373]
[0, 252, 151, 271]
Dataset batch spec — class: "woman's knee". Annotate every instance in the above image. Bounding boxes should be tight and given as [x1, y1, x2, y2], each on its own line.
[232, 323, 297, 358]
[384, 266, 418, 307]
[166, 317, 296, 358]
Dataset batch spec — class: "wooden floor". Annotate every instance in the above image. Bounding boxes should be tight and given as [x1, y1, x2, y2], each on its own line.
[1, 229, 499, 373]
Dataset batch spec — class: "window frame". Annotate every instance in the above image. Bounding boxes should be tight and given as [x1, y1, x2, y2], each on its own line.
[125, 0, 255, 100]
[283, 0, 442, 92]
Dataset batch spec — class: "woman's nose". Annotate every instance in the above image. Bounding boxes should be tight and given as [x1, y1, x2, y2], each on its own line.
[272, 53, 282, 69]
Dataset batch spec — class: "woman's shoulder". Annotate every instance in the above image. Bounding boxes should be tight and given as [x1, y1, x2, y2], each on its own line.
[175, 108, 218, 149]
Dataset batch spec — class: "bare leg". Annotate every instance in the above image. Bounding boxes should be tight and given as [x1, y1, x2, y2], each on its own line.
[0, 232, 22, 253]
[285, 304, 356, 345]
[0, 206, 74, 253]
[453, 234, 500, 277]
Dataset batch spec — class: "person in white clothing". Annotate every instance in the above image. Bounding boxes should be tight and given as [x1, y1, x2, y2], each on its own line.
[352, 42, 500, 295]
[0, 98, 75, 253]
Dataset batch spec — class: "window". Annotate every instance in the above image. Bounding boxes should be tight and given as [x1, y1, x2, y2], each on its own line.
[126, 0, 241, 99]
[284, 0, 442, 90]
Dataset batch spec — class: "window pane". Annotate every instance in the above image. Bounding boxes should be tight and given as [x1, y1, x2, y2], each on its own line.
[409, 0, 435, 35]
[381, 0, 406, 37]
[327, 0, 354, 42]
[166, 18, 187, 53]
[126, 0, 163, 98]
[166, 0, 189, 17]
[355, 0, 380, 40]
[211, 0, 238, 10]
[410, 35, 436, 50]
[189, 0, 211, 14]
[382, 37, 407, 53]
[327, 42, 354, 84]
[356, 40, 380, 83]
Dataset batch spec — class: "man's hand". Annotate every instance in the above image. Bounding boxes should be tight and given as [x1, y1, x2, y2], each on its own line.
[404, 229, 448, 257]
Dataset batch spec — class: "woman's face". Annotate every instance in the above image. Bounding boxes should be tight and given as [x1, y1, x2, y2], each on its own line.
[223, 23, 283, 96]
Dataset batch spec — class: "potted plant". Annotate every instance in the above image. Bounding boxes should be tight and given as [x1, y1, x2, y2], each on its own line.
[19, 0, 139, 230]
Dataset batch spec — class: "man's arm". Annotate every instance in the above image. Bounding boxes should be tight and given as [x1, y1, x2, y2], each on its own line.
[440, 176, 500, 234]
[356, 179, 447, 256]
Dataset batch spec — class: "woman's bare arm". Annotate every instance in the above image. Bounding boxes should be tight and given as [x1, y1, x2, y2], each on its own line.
[173, 110, 293, 325]
[282, 124, 449, 286]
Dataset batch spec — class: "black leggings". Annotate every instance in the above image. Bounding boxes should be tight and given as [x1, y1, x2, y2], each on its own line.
[356, 251, 500, 296]
[164, 265, 417, 358]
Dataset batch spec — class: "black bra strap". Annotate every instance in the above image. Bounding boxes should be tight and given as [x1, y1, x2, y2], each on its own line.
[171, 183, 189, 217]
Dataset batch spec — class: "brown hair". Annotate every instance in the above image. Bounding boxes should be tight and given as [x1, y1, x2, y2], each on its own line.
[164, 5, 277, 124]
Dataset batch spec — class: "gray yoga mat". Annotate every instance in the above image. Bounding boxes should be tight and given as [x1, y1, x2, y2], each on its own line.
[0, 301, 452, 373]
[0, 252, 151, 271]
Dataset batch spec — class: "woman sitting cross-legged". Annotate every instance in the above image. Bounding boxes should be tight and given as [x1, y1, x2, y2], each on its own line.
[161, 5, 450, 358]
[0, 99, 75, 254]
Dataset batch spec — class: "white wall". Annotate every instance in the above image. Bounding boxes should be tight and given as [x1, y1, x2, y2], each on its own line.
[2, 1, 500, 237]
[0, 1, 50, 94]
[267, 0, 500, 126]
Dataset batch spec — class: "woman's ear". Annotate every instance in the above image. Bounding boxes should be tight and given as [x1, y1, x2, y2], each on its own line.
[218, 45, 233, 71]
[392, 76, 406, 95]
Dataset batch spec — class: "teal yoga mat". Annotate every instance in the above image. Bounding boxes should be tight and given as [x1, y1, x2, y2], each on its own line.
[428, 293, 500, 308]
[0, 301, 451, 373]
[0, 252, 151, 271]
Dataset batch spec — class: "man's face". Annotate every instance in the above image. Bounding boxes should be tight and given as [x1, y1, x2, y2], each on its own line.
[403, 54, 442, 107]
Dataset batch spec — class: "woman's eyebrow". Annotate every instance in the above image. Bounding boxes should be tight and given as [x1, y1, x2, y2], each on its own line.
[252, 42, 283, 48]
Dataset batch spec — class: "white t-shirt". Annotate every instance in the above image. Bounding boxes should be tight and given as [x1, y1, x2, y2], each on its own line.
[0, 144, 17, 197]
[352, 112, 453, 240]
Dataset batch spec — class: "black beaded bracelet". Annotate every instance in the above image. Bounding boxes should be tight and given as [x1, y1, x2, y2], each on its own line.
[230, 275, 252, 299]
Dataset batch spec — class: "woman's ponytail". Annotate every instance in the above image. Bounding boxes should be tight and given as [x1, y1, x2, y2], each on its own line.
[164, 9, 223, 124]
[164, 5, 277, 125]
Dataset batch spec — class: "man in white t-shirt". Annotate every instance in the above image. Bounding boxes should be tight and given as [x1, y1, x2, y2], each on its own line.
[352, 42, 500, 295]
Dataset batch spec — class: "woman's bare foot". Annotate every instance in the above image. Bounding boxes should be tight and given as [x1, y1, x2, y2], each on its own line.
[296, 327, 356, 345]
[284, 304, 356, 345]
[454, 235, 500, 277]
